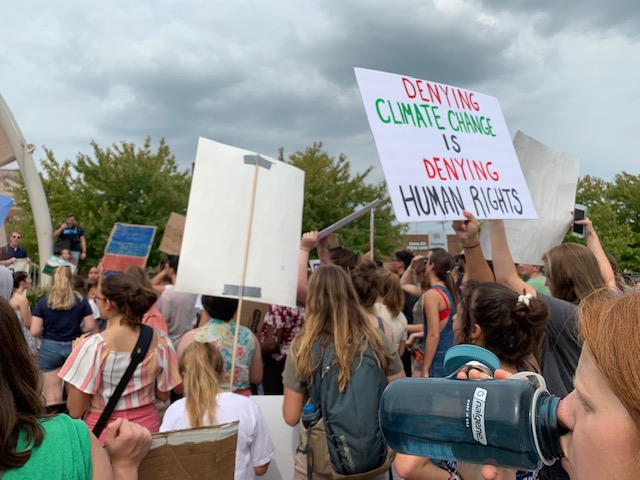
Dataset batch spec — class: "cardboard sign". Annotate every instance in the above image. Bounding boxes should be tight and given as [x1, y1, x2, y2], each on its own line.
[480, 131, 580, 265]
[237, 300, 271, 336]
[175, 138, 304, 308]
[158, 212, 186, 255]
[103, 223, 156, 272]
[354, 68, 537, 222]
[139, 423, 238, 480]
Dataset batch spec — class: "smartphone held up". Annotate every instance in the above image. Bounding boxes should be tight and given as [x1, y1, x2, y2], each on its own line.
[572, 204, 588, 238]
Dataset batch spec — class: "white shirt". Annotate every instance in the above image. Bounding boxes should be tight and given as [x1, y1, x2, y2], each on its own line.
[161, 392, 275, 480]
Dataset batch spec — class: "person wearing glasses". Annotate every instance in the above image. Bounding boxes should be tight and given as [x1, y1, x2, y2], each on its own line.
[0, 230, 30, 267]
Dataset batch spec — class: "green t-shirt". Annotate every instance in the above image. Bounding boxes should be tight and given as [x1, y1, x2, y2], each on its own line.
[4, 414, 92, 479]
[527, 274, 552, 296]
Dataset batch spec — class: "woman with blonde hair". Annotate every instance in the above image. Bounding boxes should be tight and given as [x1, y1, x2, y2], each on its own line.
[31, 266, 95, 405]
[161, 342, 274, 479]
[282, 265, 404, 479]
[60, 272, 181, 442]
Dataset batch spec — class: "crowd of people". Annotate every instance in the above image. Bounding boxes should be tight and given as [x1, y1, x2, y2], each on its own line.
[1, 209, 640, 480]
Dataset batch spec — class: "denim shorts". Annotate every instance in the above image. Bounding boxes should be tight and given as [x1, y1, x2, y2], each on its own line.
[38, 339, 73, 372]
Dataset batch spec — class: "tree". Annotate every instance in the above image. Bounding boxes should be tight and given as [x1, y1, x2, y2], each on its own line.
[566, 173, 640, 271]
[11, 137, 191, 267]
[280, 142, 405, 258]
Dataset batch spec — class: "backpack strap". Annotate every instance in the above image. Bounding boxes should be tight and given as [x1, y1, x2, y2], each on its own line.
[92, 324, 154, 437]
[376, 316, 385, 332]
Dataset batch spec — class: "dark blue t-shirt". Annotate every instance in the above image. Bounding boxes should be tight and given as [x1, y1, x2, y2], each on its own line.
[33, 297, 93, 342]
[56, 225, 85, 252]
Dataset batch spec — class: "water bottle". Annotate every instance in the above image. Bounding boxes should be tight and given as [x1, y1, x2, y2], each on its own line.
[302, 403, 321, 429]
[379, 346, 564, 471]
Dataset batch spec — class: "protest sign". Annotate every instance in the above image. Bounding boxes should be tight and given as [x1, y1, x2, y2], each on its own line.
[318, 199, 380, 239]
[480, 131, 580, 265]
[139, 422, 238, 480]
[102, 223, 156, 272]
[175, 138, 304, 309]
[158, 212, 185, 255]
[354, 68, 537, 222]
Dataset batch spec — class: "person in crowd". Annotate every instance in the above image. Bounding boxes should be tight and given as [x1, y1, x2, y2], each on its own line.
[0, 230, 30, 267]
[517, 263, 551, 296]
[374, 268, 408, 356]
[86, 265, 101, 320]
[30, 266, 95, 404]
[157, 255, 198, 347]
[453, 210, 612, 399]
[11, 271, 37, 356]
[59, 272, 181, 443]
[400, 253, 429, 377]
[350, 261, 396, 342]
[395, 281, 550, 479]
[389, 249, 414, 277]
[125, 265, 169, 334]
[259, 303, 305, 395]
[403, 249, 458, 378]
[454, 211, 614, 480]
[0, 296, 152, 479]
[161, 342, 275, 479]
[53, 213, 87, 264]
[178, 295, 262, 396]
[0, 265, 12, 300]
[476, 289, 640, 480]
[282, 265, 405, 479]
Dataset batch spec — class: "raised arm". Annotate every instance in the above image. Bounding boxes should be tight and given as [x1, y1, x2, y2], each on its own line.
[451, 211, 494, 283]
[400, 255, 424, 297]
[297, 231, 318, 305]
[488, 219, 535, 296]
[576, 217, 617, 290]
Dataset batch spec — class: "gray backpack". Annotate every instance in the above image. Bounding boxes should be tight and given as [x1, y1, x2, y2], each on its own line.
[309, 339, 391, 477]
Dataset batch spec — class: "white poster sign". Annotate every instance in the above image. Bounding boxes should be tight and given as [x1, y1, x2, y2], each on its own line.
[354, 67, 537, 222]
[480, 131, 580, 265]
[175, 138, 304, 308]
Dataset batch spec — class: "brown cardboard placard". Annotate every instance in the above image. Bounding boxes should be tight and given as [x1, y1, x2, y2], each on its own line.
[236, 300, 270, 335]
[139, 422, 238, 480]
[159, 212, 186, 255]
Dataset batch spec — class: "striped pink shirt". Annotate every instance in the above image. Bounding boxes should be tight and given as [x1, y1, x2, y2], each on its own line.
[59, 330, 181, 412]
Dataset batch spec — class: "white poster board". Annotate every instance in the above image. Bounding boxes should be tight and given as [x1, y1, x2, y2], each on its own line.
[480, 131, 580, 265]
[175, 138, 304, 308]
[354, 68, 537, 222]
[251, 395, 299, 480]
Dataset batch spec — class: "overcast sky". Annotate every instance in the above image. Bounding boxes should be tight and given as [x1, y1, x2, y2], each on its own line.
[2, 0, 639, 228]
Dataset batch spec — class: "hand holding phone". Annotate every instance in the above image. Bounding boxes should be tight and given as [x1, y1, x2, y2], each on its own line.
[572, 204, 588, 238]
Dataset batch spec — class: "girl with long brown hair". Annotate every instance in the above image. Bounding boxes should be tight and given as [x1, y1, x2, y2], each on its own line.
[282, 265, 405, 479]
[0, 295, 152, 479]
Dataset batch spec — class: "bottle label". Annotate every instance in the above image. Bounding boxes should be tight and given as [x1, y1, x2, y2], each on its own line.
[471, 387, 488, 445]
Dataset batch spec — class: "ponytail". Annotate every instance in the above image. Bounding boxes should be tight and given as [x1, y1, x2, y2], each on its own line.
[180, 342, 224, 427]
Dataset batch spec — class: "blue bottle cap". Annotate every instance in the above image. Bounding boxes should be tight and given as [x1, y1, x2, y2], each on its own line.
[303, 404, 317, 414]
[444, 345, 501, 376]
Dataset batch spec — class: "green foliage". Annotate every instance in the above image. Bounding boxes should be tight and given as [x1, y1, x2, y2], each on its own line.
[11, 137, 191, 267]
[280, 142, 406, 258]
[564, 173, 640, 271]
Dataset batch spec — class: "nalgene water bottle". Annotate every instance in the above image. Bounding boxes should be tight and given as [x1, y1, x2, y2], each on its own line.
[379, 347, 563, 471]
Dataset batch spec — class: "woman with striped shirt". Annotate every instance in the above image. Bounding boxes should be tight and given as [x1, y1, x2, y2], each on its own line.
[59, 272, 181, 443]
